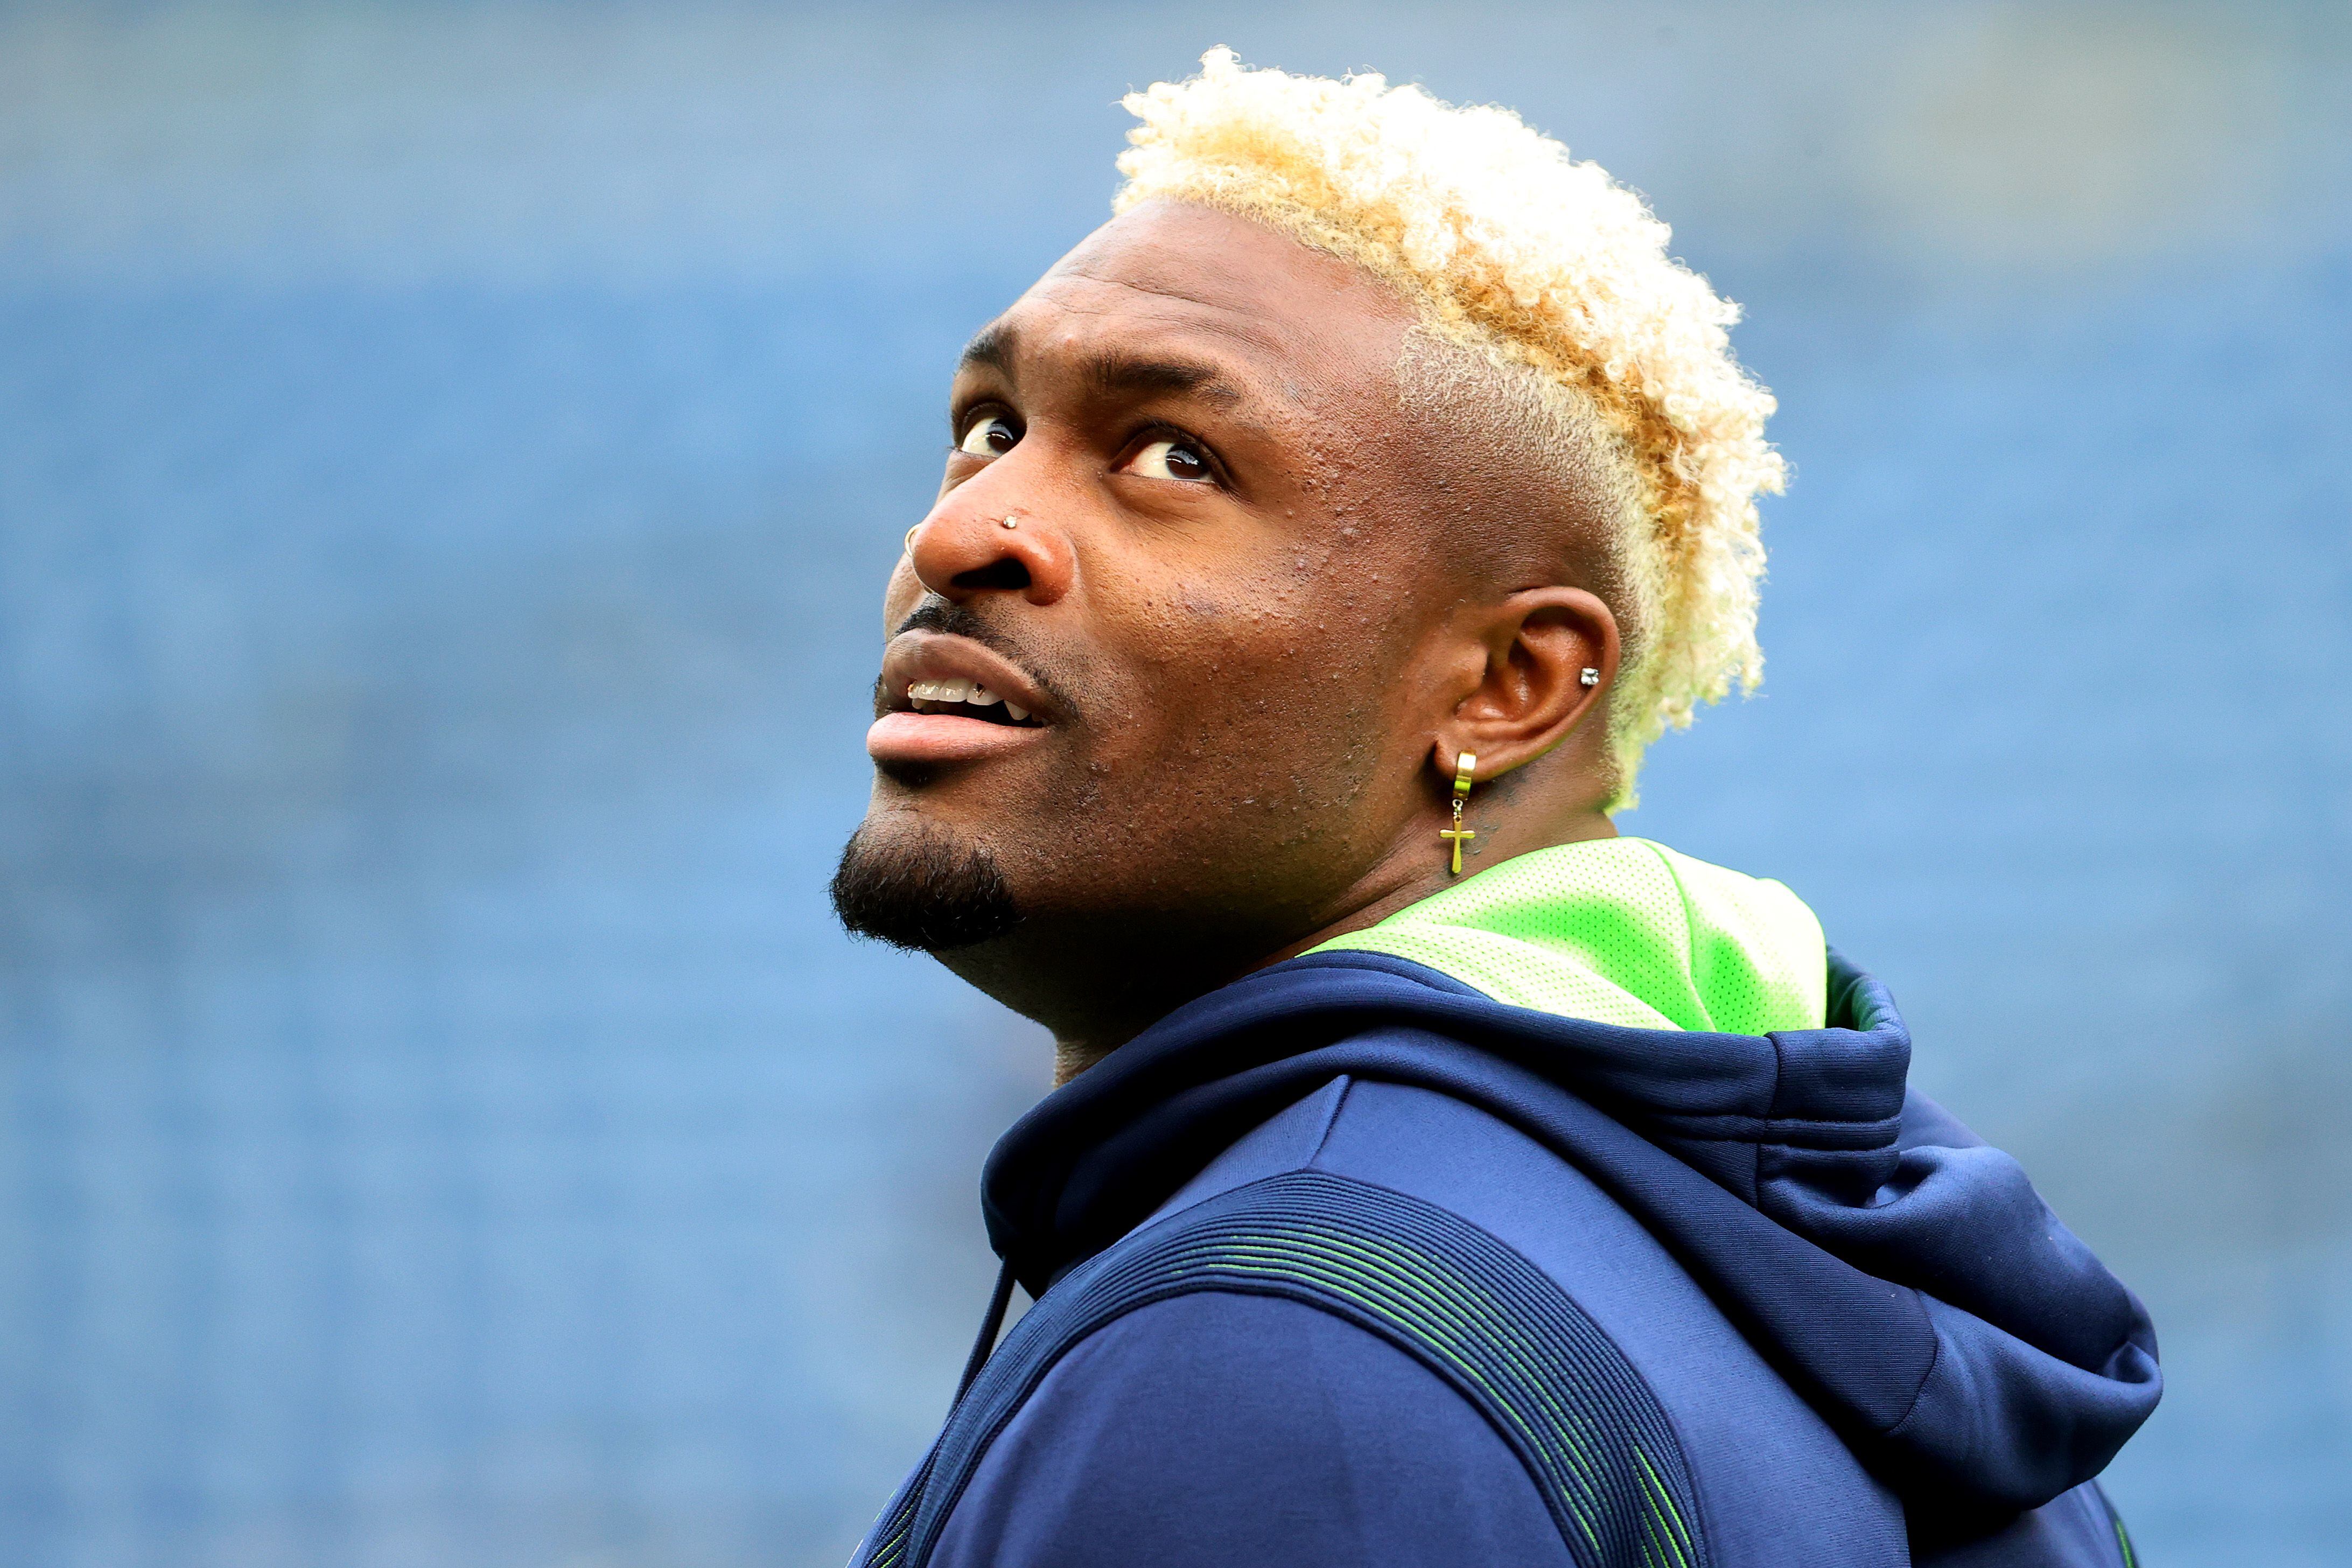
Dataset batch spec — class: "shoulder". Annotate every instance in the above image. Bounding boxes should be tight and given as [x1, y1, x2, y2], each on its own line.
[908, 1071, 1912, 1568]
[1144, 1071, 1912, 1566]
[928, 1149, 1705, 1568]
[929, 1290, 1573, 1568]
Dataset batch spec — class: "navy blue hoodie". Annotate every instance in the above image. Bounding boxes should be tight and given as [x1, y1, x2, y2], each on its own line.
[852, 845, 2160, 1567]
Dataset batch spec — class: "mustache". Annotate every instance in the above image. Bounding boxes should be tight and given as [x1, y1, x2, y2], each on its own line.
[874, 597, 1083, 720]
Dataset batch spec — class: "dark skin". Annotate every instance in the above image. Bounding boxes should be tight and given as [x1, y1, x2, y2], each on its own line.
[859, 200, 1623, 1081]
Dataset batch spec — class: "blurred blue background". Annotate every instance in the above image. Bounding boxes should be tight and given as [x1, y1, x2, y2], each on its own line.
[2, 3, 2347, 1563]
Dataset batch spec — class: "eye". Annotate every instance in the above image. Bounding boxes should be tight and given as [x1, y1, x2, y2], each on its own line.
[1126, 437, 1214, 482]
[958, 415, 1019, 457]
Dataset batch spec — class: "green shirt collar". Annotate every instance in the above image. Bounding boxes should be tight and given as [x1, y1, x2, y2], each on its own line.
[1308, 837, 1826, 1033]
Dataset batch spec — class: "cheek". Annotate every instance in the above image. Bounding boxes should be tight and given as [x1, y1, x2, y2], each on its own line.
[1092, 583, 1406, 828]
[880, 559, 920, 632]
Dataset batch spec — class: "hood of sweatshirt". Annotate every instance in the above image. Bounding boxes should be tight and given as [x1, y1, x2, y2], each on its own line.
[978, 840, 2161, 1516]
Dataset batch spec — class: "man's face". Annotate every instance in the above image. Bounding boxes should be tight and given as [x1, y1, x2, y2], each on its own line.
[839, 202, 1458, 1019]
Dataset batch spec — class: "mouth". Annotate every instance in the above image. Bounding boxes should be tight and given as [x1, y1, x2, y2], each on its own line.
[867, 632, 1056, 768]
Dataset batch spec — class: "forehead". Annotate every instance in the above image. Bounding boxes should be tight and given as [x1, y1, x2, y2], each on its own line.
[972, 201, 1414, 403]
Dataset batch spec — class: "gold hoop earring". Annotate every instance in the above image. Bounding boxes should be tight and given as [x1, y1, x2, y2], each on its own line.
[1440, 752, 1478, 875]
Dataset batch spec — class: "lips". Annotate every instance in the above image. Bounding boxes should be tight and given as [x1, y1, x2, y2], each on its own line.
[869, 631, 1055, 768]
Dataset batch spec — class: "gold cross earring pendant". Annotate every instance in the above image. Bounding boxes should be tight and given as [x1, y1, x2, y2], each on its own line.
[1440, 752, 1478, 874]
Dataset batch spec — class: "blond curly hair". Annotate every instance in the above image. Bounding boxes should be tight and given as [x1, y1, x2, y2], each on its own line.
[1115, 49, 1784, 807]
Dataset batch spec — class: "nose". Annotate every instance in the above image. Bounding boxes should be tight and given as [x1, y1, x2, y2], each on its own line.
[906, 494, 1075, 607]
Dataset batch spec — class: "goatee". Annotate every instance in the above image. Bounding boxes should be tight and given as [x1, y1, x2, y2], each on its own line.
[830, 819, 1023, 952]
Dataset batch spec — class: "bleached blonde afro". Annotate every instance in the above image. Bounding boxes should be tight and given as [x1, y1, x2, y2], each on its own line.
[1116, 50, 1785, 802]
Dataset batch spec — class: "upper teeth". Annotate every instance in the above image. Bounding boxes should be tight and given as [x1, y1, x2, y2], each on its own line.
[908, 679, 1031, 722]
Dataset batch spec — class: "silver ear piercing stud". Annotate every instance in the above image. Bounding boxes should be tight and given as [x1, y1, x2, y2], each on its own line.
[1580, 667, 1600, 687]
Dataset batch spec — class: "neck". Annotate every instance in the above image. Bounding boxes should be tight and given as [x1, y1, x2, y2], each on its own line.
[1052, 1038, 1114, 1085]
[1043, 802, 1618, 1083]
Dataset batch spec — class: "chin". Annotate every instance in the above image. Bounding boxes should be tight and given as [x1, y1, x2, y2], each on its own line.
[829, 810, 1023, 954]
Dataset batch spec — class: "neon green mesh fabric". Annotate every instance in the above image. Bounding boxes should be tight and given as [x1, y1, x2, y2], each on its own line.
[1308, 837, 1826, 1034]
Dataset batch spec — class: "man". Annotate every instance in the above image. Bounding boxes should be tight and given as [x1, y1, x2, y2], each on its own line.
[830, 51, 2158, 1568]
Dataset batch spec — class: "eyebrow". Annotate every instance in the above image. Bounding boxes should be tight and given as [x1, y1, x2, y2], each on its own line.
[1083, 349, 1244, 408]
[958, 323, 1247, 410]
[959, 321, 1016, 376]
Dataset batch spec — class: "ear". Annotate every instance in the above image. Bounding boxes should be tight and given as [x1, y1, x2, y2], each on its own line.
[1431, 587, 1620, 783]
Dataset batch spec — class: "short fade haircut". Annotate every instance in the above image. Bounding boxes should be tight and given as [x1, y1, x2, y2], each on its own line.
[1116, 49, 1785, 808]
